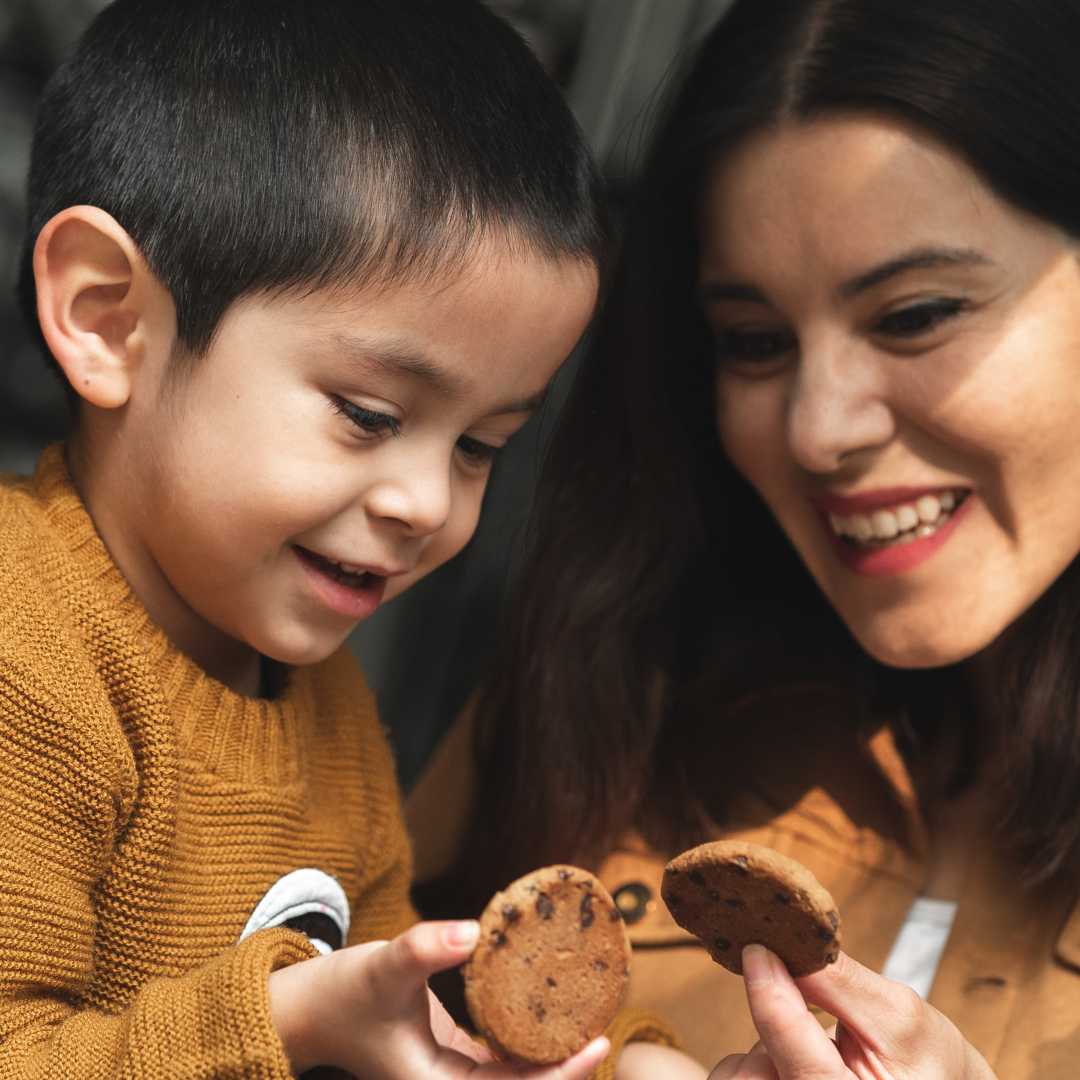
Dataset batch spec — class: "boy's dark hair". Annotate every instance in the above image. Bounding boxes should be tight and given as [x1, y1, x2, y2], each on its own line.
[18, 0, 605, 363]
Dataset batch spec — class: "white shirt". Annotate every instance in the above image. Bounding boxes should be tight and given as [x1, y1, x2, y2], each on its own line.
[880, 896, 958, 999]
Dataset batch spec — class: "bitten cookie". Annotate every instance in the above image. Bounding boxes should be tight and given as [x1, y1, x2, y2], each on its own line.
[463, 864, 630, 1064]
[661, 840, 842, 976]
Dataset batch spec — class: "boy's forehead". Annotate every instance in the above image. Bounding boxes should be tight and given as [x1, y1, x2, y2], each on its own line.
[208, 247, 596, 409]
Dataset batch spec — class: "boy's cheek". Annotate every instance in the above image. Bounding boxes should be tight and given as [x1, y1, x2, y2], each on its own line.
[383, 510, 481, 604]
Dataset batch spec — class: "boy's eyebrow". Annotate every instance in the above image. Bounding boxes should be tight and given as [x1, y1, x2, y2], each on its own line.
[328, 332, 547, 413]
[698, 246, 995, 306]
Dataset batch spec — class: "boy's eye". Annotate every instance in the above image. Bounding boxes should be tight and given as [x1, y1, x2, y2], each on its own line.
[331, 397, 401, 439]
[713, 327, 796, 373]
[456, 434, 501, 468]
[874, 298, 969, 338]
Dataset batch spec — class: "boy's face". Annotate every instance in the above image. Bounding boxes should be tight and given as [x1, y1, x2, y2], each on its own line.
[92, 245, 596, 681]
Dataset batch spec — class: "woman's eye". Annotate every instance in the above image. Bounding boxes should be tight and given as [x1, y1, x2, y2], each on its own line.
[875, 298, 969, 338]
[713, 327, 796, 368]
[331, 397, 401, 439]
[456, 434, 501, 468]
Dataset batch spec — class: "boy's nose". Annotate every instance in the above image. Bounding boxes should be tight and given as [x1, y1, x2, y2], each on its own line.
[786, 338, 895, 474]
[364, 461, 452, 537]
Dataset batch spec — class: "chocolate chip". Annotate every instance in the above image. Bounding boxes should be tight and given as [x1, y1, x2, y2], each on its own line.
[546, 976, 557, 987]
[529, 997, 547, 1021]
[826, 950, 839, 964]
[725, 897, 746, 910]
[502, 903, 521, 923]
[593, 959, 609, 971]
[558, 868, 572, 881]
[536, 893, 555, 919]
[828, 910, 840, 931]
[689, 870, 707, 887]
[817, 926, 834, 942]
[580, 892, 595, 929]
[775, 891, 790, 904]
[733, 855, 750, 873]
[714, 936, 731, 951]
[491, 930, 508, 948]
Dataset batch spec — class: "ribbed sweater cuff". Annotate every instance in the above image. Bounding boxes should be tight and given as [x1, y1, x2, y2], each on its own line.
[591, 1008, 681, 1080]
[129, 927, 318, 1077]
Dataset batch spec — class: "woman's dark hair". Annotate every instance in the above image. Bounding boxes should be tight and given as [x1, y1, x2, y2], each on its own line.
[442, 0, 1080, 911]
[17, 0, 605, 367]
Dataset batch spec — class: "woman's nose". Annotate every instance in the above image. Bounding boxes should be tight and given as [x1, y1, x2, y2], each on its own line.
[786, 338, 895, 474]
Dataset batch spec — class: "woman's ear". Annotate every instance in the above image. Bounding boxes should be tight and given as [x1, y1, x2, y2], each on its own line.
[32, 205, 171, 409]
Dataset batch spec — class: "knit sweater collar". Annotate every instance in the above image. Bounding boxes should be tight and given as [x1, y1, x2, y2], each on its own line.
[29, 443, 312, 782]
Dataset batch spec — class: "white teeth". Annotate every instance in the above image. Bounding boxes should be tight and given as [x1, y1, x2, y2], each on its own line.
[826, 490, 965, 548]
[895, 504, 919, 531]
[915, 495, 942, 524]
[339, 563, 365, 575]
[871, 510, 899, 540]
[852, 516, 874, 542]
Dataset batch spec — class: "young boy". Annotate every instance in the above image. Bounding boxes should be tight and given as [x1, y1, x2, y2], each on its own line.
[0, 1, 701, 1076]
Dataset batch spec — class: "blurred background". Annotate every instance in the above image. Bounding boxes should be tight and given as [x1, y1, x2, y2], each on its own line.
[0, 0, 734, 786]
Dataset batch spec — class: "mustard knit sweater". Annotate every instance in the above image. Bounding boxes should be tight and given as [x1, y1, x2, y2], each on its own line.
[0, 447, 672, 1079]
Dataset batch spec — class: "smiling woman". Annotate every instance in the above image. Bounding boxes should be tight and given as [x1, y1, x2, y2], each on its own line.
[411, 0, 1080, 1076]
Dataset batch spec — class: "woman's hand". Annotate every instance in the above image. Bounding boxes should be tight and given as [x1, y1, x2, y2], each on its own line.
[708, 945, 995, 1080]
[269, 919, 610, 1078]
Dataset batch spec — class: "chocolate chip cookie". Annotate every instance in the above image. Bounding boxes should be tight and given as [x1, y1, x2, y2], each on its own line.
[661, 840, 842, 976]
[463, 864, 630, 1063]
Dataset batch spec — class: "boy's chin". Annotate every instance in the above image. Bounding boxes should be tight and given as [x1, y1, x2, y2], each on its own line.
[255, 625, 355, 669]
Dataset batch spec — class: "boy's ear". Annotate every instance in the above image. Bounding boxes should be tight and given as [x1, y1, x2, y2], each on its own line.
[33, 205, 172, 409]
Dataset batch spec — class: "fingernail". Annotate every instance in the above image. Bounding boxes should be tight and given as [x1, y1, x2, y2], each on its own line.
[580, 1036, 610, 1064]
[445, 920, 480, 948]
[742, 944, 775, 987]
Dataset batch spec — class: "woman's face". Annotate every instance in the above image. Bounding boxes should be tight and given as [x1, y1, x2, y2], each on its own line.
[700, 113, 1080, 668]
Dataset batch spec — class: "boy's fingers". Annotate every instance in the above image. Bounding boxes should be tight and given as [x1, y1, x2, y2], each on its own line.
[708, 1043, 778, 1080]
[429, 990, 493, 1064]
[368, 920, 480, 1009]
[456, 1036, 610, 1079]
[742, 945, 842, 1078]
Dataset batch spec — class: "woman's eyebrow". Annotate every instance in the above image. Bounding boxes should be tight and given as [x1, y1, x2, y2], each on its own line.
[837, 246, 995, 299]
[698, 246, 995, 307]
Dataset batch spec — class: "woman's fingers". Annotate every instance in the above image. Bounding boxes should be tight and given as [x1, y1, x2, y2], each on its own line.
[742, 945, 844, 1077]
[796, 950, 927, 1061]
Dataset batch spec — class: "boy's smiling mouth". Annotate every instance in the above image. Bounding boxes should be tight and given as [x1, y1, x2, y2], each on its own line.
[292, 545, 394, 619]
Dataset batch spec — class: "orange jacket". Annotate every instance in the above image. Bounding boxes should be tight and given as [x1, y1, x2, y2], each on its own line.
[410, 684, 1080, 1076]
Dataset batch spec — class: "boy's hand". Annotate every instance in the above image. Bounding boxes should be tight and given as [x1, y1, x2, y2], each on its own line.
[268, 919, 610, 1078]
[707, 946, 996, 1080]
[616, 1042, 708, 1078]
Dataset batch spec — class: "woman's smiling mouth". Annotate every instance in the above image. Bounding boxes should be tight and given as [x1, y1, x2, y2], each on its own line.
[814, 487, 973, 576]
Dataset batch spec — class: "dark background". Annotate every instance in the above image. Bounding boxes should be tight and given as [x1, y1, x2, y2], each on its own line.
[0, 0, 735, 786]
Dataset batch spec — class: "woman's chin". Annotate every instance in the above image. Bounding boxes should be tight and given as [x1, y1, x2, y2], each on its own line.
[848, 623, 989, 671]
